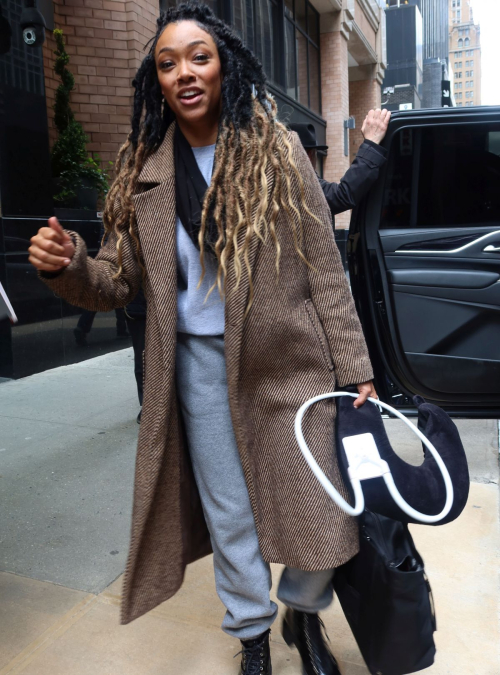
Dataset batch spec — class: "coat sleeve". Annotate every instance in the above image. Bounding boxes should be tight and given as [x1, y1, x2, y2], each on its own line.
[289, 131, 374, 387]
[38, 204, 142, 312]
[318, 140, 387, 217]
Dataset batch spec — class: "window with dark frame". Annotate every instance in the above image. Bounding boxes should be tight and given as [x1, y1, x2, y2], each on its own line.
[283, 0, 321, 114]
[381, 125, 500, 230]
[232, 0, 321, 114]
[232, 0, 280, 87]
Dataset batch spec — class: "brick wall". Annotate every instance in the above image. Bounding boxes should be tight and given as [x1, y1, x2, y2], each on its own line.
[42, 0, 158, 174]
[348, 77, 381, 162]
[320, 28, 350, 229]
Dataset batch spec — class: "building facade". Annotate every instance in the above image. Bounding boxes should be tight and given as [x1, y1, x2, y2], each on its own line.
[449, 0, 481, 107]
[384, 0, 451, 109]
[417, 0, 449, 61]
[417, 0, 450, 109]
[383, 2, 423, 110]
[0, 0, 387, 378]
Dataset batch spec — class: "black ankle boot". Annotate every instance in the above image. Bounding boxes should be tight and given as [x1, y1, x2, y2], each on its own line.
[238, 629, 272, 675]
[282, 609, 341, 675]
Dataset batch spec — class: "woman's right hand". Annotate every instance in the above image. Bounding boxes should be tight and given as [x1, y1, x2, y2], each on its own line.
[29, 217, 76, 272]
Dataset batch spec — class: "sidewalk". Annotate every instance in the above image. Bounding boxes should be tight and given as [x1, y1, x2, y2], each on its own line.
[1, 349, 499, 675]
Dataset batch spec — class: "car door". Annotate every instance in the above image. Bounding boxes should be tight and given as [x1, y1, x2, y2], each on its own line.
[349, 106, 500, 416]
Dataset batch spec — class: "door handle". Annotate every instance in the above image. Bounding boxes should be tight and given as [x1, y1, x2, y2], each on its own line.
[483, 244, 500, 252]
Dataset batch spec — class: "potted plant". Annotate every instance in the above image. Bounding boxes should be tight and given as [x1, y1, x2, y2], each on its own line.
[50, 29, 109, 213]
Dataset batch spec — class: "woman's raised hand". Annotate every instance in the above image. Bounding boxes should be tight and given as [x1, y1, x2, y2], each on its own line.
[29, 217, 76, 273]
[353, 381, 378, 408]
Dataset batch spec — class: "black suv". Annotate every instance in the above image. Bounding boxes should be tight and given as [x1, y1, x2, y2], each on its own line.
[349, 105, 500, 417]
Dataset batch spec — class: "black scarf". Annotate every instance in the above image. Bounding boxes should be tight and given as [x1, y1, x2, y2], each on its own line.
[174, 125, 218, 252]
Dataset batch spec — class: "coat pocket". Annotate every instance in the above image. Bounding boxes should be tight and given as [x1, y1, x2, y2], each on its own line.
[304, 299, 335, 372]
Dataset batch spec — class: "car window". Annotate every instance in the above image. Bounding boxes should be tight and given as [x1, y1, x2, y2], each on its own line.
[381, 123, 500, 228]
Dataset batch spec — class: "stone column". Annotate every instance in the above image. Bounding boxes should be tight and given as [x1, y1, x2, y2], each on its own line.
[348, 75, 381, 161]
[320, 12, 350, 229]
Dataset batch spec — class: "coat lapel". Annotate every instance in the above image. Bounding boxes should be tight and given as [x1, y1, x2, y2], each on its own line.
[132, 125, 177, 369]
[137, 123, 176, 185]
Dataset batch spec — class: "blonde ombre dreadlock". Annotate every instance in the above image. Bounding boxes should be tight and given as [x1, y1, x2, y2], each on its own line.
[103, 2, 322, 314]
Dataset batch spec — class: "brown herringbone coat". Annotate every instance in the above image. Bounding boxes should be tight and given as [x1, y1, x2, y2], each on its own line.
[41, 125, 373, 625]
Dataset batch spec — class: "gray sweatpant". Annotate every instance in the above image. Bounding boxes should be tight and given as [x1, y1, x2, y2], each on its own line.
[176, 333, 335, 640]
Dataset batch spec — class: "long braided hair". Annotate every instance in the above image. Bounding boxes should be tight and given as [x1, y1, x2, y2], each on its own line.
[103, 1, 319, 312]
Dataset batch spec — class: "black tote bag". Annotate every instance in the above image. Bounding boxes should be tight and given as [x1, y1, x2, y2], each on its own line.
[333, 510, 436, 675]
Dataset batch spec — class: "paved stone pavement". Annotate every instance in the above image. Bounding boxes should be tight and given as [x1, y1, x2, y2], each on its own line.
[0, 349, 499, 675]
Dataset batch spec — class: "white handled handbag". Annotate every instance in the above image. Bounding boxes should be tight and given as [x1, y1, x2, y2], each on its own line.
[294, 392, 469, 525]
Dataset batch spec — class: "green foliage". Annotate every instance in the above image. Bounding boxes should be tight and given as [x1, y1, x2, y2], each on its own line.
[51, 29, 109, 206]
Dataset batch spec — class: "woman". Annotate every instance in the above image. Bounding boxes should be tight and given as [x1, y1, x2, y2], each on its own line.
[29, 4, 376, 674]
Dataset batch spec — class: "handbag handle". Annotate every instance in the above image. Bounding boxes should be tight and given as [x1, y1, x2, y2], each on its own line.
[294, 392, 454, 524]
